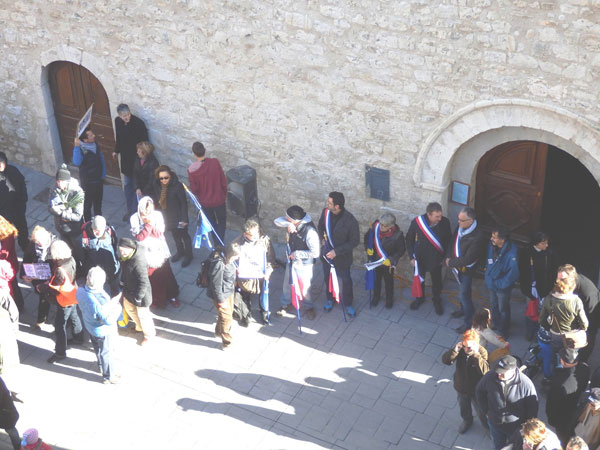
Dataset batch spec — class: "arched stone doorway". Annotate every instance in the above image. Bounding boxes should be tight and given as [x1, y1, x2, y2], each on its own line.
[47, 61, 119, 180]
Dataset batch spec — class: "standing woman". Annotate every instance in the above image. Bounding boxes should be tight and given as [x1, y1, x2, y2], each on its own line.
[152, 165, 193, 267]
[207, 243, 240, 349]
[0, 216, 24, 312]
[132, 141, 160, 199]
[130, 196, 180, 309]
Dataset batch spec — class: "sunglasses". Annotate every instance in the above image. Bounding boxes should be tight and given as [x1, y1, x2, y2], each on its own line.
[159, 176, 170, 180]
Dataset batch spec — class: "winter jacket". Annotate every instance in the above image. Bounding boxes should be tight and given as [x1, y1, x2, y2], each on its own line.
[20, 234, 57, 290]
[130, 197, 171, 269]
[133, 152, 160, 196]
[114, 114, 148, 177]
[405, 215, 452, 272]
[0, 376, 18, 429]
[0, 164, 27, 223]
[72, 143, 106, 185]
[317, 208, 360, 268]
[120, 246, 152, 307]
[81, 221, 120, 279]
[485, 240, 519, 291]
[445, 222, 486, 276]
[38, 257, 77, 306]
[188, 158, 227, 208]
[288, 214, 320, 265]
[441, 345, 489, 396]
[48, 178, 84, 236]
[151, 173, 189, 231]
[476, 369, 538, 426]
[576, 274, 600, 329]
[207, 252, 237, 303]
[77, 285, 119, 338]
[518, 246, 559, 299]
[539, 292, 589, 333]
[364, 222, 406, 266]
[546, 362, 590, 432]
[232, 232, 276, 294]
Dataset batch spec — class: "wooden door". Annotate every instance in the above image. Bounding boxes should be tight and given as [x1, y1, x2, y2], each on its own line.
[48, 62, 120, 179]
[475, 141, 548, 242]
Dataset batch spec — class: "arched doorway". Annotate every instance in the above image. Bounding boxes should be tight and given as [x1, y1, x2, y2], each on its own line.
[47, 61, 119, 180]
[475, 140, 600, 281]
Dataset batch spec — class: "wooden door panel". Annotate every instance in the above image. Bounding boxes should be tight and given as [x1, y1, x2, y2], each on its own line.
[475, 140, 548, 242]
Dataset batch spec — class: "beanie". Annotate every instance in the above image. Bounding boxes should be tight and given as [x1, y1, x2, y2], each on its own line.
[56, 163, 71, 181]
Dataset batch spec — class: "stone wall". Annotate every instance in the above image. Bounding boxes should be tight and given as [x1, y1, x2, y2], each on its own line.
[1, 0, 600, 243]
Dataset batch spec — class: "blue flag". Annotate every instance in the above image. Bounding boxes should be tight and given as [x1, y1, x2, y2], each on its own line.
[183, 183, 224, 248]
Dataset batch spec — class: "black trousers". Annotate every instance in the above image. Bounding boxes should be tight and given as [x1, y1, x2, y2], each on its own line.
[171, 227, 193, 258]
[374, 265, 395, 305]
[13, 206, 29, 251]
[323, 262, 354, 307]
[82, 182, 103, 223]
[417, 265, 442, 303]
[203, 203, 227, 243]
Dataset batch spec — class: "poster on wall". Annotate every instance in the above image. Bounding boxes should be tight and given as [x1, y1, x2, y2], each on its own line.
[76, 103, 94, 138]
[450, 180, 470, 205]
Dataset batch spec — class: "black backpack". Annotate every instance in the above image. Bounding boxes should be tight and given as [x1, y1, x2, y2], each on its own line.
[196, 257, 212, 288]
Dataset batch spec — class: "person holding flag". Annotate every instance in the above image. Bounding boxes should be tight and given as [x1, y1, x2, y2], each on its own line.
[445, 207, 486, 333]
[232, 219, 276, 325]
[274, 205, 320, 321]
[318, 192, 360, 317]
[364, 213, 405, 309]
[406, 202, 452, 315]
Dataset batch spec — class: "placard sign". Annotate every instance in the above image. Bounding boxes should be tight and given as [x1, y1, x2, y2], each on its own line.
[76, 103, 94, 139]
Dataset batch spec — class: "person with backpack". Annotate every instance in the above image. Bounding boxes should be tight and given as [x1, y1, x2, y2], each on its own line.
[207, 243, 240, 349]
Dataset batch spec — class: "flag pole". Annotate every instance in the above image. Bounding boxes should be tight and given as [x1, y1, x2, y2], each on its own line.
[182, 183, 225, 247]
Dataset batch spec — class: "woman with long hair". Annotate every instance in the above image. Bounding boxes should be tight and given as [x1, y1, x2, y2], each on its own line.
[133, 141, 160, 198]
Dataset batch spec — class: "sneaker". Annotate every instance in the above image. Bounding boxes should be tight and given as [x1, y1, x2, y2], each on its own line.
[346, 306, 356, 318]
[324, 300, 334, 312]
[170, 298, 181, 308]
[276, 305, 295, 317]
[181, 256, 192, 268]
[458, 420, 472, 434]
[171, 253, 183, 263]
[305, 308, 316, 320]
[47, 354, 66, 364]
[410, 300, 423, 310]
[451, 309, 464, 318]
[103, 376, 121, 385]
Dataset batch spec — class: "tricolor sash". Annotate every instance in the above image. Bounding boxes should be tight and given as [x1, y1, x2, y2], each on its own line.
[323, 208, 335, 251]
[453, 219, 477, 269]
[364, 221, 389, 271]
[416, 214, 443, 254]
[322, 208, 340, 303]
[411, 259, 424, 298]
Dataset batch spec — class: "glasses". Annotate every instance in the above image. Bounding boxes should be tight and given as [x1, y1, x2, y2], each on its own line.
[457, 218, 472, 223]
[159, 176, 170, 180]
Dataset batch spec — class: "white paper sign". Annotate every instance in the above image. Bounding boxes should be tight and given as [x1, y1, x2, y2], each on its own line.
[76, 103, 94, 139]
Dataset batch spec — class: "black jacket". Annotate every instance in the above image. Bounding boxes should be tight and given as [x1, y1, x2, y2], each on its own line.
[114, 114, 148, 177]
[442, 345, 489, 396]
[317, 208, 360, 268]
[20, 234, 57, 287]
[121, 247, 152, 307]
[0, 164, 27, 222]
[576, 274, 600, 329]
[363, 223, 406, 266]
[445, 223, 486, 276]
[81, 222, 120, 279]
[406, 215, 452, 272]
[518, 246, 559, 299]
[476, 369, 538, 426]
[546, 363, 590, 431]
[207, 252, 236, 303]
[133, 152, 160, 196]
[0, 376, 18, 429]
[151, 173, 189, 231]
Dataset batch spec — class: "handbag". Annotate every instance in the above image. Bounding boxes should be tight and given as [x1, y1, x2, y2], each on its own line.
[525, 298, 539, 322]
[551, 309, 588, 349]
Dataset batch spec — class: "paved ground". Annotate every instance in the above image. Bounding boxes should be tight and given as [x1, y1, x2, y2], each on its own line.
[1, 165, 595, 450]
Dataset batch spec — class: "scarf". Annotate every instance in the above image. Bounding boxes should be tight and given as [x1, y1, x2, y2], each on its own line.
[35, 241, 50, 262]
[159, 184, 168, 210]
[80, 142, 97, 154]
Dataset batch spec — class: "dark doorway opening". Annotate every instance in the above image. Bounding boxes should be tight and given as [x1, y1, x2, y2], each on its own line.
[540, 146, 600, 283]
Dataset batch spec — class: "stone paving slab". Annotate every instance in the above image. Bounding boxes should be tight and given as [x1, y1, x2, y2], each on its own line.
[0, 164, 597, 449]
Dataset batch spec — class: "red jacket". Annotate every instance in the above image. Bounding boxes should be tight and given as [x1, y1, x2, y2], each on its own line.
[188, 158, 227, 208]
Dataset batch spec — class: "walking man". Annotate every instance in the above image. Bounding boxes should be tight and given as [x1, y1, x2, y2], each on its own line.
[73, 127, 106, 222]
[318, 192, 360, 317]
[188, 141, 228, 242]
[406, 202, 452, 314]
[113, 104, 149, 220]
[445, 207, 485, 332]
[442, 329, 489, 434]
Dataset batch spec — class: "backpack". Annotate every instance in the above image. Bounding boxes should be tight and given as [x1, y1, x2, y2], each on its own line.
[196, 257, 211, 288]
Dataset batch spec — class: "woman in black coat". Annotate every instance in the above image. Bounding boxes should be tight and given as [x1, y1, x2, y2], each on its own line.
[151, 165, 193, 267]
[133, 141, 160, 198]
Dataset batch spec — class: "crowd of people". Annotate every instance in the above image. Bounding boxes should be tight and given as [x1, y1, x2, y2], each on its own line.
[0, 103, 598, 449]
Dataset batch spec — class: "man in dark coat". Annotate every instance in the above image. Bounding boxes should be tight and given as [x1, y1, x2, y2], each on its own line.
[73, 127, 106, 222]
[546, 347, 590, 446]
[0, 152, 28, 251]
[318, 191, 360, 317]
[406, 202, 452, 314]
[81, 215, 120, 295]
[118, 238, 154, 345]
[112, 104, 149, 220]
[445, 207, 486, 332]
[518, 231, 559, 340]
[442, 328, 489, 434]
[575, 272, 600, 362]
[0, 376, 20, 450]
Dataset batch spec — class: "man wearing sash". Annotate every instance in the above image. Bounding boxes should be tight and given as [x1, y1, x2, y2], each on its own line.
[445, 207, 486, 332]
[318, 192, 360, 317]
[406, 202, 452, 314]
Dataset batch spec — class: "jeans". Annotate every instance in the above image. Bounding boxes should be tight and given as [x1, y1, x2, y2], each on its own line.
[82, 181, 103, 223]
[90, 332, 115, 381]
[203, 203, 227, 244]
[538, 337, 555, 378]
[123, 174, 138, 215]
[323, 262, 354, 307]
[458, 272, 474, 328]
[54, 304, 83, 356]
[171, 227, 193, 258]
[281, 261, 315, 309]
[489, 287, 512, 336]
[487, 419, 518, 450]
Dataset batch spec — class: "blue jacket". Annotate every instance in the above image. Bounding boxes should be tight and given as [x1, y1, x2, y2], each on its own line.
[485, 240, 519, 291]
[77, 286, 118, 337]
[73, 144, 106, 184]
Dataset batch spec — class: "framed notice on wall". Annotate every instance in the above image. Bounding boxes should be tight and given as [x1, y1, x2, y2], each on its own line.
[450, 180, 470, 205]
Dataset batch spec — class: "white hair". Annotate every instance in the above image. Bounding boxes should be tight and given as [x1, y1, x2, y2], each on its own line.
[86, 266, 106, 290]
[49, 240, 72, 260]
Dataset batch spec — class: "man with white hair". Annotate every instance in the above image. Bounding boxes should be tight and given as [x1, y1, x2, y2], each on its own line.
[77, 266, 121, 384]
[81, 215, 120, 294]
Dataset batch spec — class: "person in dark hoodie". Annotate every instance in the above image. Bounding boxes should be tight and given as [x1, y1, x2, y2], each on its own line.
[151, 165, 193, 267]
[207, 243, 240, 349]
[574, 272, 600, 363]
[73, 126, 106, 222]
